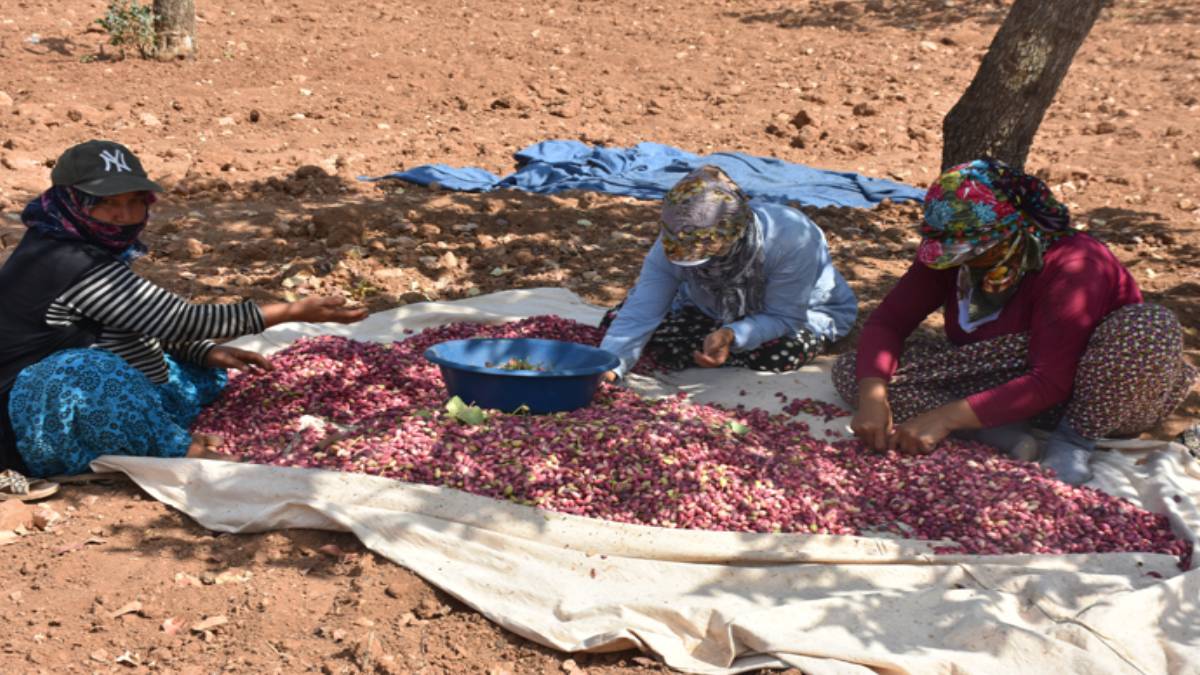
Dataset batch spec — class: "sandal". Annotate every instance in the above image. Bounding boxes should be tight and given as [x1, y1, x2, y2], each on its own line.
[0, 469, 60, 502]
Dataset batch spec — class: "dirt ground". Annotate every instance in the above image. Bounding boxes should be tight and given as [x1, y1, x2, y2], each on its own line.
[0, 0, 1198, 672]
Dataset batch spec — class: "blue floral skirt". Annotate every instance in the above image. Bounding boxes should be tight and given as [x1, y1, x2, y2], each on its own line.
[7, 349, 226, 478]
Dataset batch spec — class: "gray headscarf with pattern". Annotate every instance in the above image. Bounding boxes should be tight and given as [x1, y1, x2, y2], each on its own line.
[660, 166, 767, 324]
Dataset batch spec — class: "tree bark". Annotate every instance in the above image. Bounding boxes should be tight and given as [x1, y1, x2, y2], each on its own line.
[154, 0, 196, 60]
[941, 0, 1104, 171]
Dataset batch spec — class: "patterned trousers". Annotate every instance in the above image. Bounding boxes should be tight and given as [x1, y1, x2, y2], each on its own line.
[833, 304, 1196, 438]
[8, 349, 227, 477]
[601, 305, 826, 373]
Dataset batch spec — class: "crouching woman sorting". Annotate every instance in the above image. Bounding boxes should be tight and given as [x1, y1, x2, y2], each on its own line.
[599, 165, 857, 381]
[835, 159, 1195, 485]
[0, 140, 366, 486]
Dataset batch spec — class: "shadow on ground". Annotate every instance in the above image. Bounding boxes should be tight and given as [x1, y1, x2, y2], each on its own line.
[730, 0, 1009, 33]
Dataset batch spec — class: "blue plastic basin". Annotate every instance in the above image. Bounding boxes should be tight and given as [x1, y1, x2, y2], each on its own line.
[424, 338, 620, 414]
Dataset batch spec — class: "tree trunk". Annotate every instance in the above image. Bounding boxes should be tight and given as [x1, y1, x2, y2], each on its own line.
[154, 0, 196, 60]
[941, 0, 1104, 171]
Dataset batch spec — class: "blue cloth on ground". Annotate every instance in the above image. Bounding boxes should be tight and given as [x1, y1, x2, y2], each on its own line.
[362, 140, 924, 208]
[8, 349, 227, 477]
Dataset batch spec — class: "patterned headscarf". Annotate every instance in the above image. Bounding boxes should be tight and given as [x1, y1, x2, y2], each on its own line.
[21, 186, 152, 260]
[917, 159, 1073, 325]
[661, 165, 754, 265]
[660, 166, 767, 324]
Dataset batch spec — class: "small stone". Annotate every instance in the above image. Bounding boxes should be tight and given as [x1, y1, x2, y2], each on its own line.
[1179, 198, 1196, 211]
[907, 126, 931, 142]
[831, 1, 864, 17]
[790, 110, 815, 129]
[217, 116, 236, 126]
[31, 506, 62, 530]
[312, 206, 366, 247]
[852, 102, 878, 116]
[190, 615, 228, 633]
[383, 583, 403, 599]
[180, 238, 205, 259]
[414, 597, 449, 620]
[513, 248, 536, 266]
[919, 40, 939, 52]
[1095, 121, 1117, 134]
[0, 501, 33, 532]
[551, 99, 581, 119]
[139, 112, 161, 127]
[249, 109, 261, 123]
[0, 91, 12, 107]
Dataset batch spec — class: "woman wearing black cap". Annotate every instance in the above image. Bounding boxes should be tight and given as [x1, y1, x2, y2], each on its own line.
[0, 140, 366, 491]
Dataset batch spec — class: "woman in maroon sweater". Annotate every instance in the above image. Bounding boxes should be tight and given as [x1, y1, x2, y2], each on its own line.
[834, 159, 1195, 485]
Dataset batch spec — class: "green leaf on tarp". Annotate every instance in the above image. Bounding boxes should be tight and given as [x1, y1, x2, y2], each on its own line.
[445, 396, 467, 416]
[445, 396, 488, 425]
[726, 421, 750, 435]
[459, 406, 487, 426]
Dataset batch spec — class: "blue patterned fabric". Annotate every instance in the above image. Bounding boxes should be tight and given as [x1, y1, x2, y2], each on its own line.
[7, 349, 226, 477]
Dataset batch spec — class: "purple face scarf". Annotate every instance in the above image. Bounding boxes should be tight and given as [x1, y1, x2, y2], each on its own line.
[21, 186, 151, 260]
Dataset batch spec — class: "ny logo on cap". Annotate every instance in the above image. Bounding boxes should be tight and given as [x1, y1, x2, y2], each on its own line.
[99, 148, 131, 173]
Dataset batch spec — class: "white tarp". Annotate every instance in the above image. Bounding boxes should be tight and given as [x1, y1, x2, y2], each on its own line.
[92, 288, 1200, 674]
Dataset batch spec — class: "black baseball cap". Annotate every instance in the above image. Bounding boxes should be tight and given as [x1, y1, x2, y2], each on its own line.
[51, 140, 163, 196]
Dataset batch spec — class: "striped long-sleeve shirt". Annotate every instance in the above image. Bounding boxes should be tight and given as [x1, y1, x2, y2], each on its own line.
[44, 261, 265, 384]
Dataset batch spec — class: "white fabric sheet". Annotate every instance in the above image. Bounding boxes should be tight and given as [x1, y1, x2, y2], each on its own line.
[92, 288, 1200, 674]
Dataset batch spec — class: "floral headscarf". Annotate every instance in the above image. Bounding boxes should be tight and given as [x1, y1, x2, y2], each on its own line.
[917, 159, 1073, 327]
[21, 186, 152, 261]
[660, 166, 766, 324]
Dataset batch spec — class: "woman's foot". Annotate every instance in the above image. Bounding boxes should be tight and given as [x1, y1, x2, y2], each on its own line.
[1041, 421, 1096, 486]
[185, 434, 241, 462]
[955, 423, 1041, 462]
